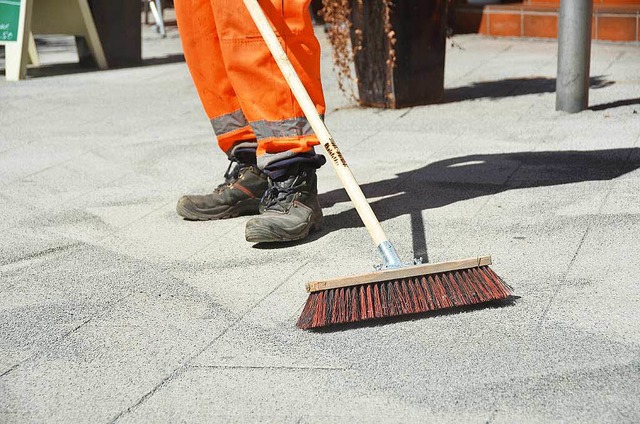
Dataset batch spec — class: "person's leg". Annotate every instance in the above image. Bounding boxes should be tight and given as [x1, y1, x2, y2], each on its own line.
[212, 0, 326, 242]
[174, 0, 268, 220]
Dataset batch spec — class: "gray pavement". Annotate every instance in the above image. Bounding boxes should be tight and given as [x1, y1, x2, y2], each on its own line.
[1, 22, 640, 424]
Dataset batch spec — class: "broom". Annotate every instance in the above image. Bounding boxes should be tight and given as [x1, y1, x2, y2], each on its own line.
[243, 0, 514, 329]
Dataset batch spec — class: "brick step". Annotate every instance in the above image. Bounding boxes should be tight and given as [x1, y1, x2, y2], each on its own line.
[454, 2, 640, 42]
[528, 0, 640, 4]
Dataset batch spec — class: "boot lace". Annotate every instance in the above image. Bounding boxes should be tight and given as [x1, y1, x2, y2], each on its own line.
[261, 175, 302, 212]
[215, 160, 246, 192]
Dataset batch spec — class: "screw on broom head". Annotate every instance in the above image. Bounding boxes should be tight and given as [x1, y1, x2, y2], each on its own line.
[297, 256, 513, 330]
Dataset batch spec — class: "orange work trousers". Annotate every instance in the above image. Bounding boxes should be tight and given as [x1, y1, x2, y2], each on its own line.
[174, 0, 326, 172]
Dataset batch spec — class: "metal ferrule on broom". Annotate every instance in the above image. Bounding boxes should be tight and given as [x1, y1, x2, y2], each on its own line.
[243, 0, 404, 270]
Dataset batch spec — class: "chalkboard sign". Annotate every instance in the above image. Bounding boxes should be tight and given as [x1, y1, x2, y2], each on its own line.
[0, 0, 21, 42]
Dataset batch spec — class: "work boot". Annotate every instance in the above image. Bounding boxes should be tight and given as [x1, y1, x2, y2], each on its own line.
[176, 161, 268, 220]
[245, 164, 323, 243]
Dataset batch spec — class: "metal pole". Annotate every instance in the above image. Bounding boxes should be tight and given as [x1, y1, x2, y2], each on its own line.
[556, 0, 593, 113]
[150, 0, 166, 38]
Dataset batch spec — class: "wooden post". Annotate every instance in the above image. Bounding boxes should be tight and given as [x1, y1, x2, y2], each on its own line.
[351, 0, 447, 108]
[27, 31, 39, 66]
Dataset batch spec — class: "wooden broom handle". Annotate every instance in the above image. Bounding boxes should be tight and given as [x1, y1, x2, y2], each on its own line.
[243, 0, 389, 248]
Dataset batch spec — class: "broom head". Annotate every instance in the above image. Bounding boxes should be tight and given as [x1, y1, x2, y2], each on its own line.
[297, 255, 513, 330]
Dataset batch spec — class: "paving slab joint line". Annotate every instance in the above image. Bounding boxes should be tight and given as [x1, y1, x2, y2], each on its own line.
[0, 363, 21, 379]
[453, 43, 514, 84]
[0, 172, 134, 234]
[107, 260, 311, 423]
[107, 366, 185, 424]
[3, 149, 92, 187]
[0, 290, 137, 380]
[186, 364, 351, 371]
[537, 225, 591, 328]
[0, 242, 83, 269]
[0, 316, 93, 379]
[470, 155, 527, 220]
[603, 51, 626, 74]
[95, 199, 177, 245]
[398, 106, 414, 119]
[348, 106, 417, 150]
[593, 146, 637, 217]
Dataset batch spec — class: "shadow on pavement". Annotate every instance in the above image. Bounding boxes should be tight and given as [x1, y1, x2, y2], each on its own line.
[590, 97, 640, 112]
[254, 148, 639, 253]
[309, 148, 640, 255]
[444, 76, 613, 103]
[14, 54, 186, 79]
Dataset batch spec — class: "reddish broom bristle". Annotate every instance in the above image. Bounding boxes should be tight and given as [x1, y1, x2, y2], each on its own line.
[387, 281, 400, 317]
[348, 287, 356, 322]
[296, 265, 513, 330]
[359, 287, 366, 319]
[418, 276, 432, 310]
[364, 285, 373, 319]
[373, 284, 382, 318]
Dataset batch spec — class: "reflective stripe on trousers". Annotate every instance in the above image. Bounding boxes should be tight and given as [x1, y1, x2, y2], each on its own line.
[174, 0, 326, 169]
[210, 109, 250, 137]
[251, 116, 318, 141]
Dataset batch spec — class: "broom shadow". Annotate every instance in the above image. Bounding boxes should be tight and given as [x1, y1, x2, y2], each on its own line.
[309, 296, 520, 333]
[252, 148, 640, 251]
[319, 148, 640, 249]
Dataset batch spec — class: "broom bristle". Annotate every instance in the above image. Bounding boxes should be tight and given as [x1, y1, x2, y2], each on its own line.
[297, 265, 513, 329]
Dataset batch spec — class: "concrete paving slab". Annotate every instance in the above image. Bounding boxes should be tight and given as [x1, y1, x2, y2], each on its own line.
[117, 366, 434, 424]
[600, 179, 640, 213]
[0, 245, 239, 423]
[176, 288, 637, 424]
[543, 215, 640, 342]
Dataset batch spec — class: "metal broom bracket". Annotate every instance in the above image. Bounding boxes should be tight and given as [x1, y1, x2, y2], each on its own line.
[374, 241, 422, 270]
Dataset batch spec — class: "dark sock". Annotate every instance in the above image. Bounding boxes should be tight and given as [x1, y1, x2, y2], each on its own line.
[262, 152, 326, 180]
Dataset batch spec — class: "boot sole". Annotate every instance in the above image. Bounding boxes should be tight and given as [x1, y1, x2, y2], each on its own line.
[245, 219, 322, 243]
[177, 198, 260, 221]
